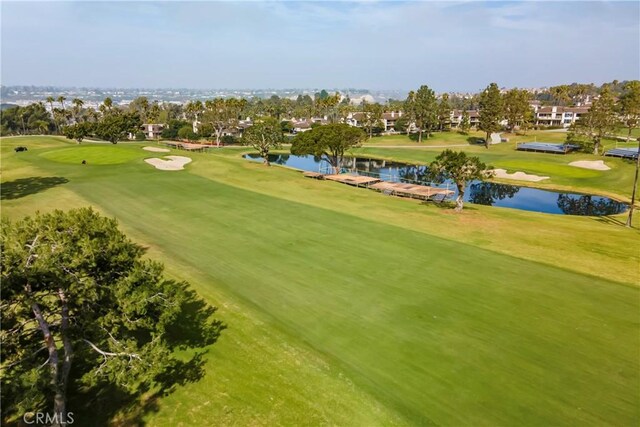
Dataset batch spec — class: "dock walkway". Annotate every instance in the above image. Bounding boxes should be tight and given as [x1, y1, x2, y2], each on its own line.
[370, 181, 454, 200]
[324, 174, 381, 187]
[303, 172, 453, 201]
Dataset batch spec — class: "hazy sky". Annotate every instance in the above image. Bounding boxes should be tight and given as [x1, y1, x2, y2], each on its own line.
[1, 1, 638, 91]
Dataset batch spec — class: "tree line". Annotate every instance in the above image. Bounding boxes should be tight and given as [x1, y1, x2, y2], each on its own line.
[2, 81, 639, 152]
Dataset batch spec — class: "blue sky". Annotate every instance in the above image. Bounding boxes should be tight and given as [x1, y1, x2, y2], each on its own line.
[1, 1, 638, 91]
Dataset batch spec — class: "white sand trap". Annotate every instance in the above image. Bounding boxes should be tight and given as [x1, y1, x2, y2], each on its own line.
[569, 160, 610, 171]
[143, 146, 170, 153]
[145, 156, 192, 171]
[491, 169, 549, 182]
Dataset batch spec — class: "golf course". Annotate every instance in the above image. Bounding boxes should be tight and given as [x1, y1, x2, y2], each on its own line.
[1, 135, 639, 426]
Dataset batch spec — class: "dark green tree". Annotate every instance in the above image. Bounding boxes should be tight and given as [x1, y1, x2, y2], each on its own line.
[241, 117, 283, 166]
[549, 85, 571, 106]
[291, 123, 365, 173]
[393, 115, 409, 134]
[479, 83, 504, 148]
[71, 99, 84, 123]
[503, 88, 532, 133]
[437, 93, 451, 131]
[63, 122, 95, 144]
[619, 81, 640, 142]
[202, 98, 247, 147]
[620, 81, 640, 226]
[406, 86, 437, 142]
[428, 150, 492, 211]
[178, 125, 198, 141]
[94, 112, 141, 144]
[568, 87, 617, 154]
[1, 208, 221, 426]
[360, 101, 383, 139]
[280, 120, 294, 134]
[459, 111, 471, 135]
[129, 97, 150, 122]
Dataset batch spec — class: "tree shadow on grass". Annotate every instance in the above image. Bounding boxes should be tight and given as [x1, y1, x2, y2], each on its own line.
[68, 285, 226, 426]
[592, 215, 628, 228]
[420, 200, 480, 212]
[1, 177, 69, 200]
[466, 137, 486, 145]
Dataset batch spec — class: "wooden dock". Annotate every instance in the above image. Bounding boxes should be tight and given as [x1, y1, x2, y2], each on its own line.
[324, 174, 381, 187]
[302, 172, 452, 202]
[370, 181, 454, 200]
[303, 171, 325, 179]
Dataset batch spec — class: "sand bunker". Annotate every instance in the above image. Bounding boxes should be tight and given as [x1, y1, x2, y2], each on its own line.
[143, 146, 170, 153]
[145, 156, 192, 171]
[491, 169, 549, 182]
[569, 160, 610, 171]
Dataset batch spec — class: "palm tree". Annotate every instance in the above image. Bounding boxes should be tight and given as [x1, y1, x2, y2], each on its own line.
[185, 100, 203, 122]
[57, 96, 68, 129]
[46, 96, 58, 133]
[148, 102, 161, 123]
[87, 109, 99, 123]
[57, 96, 67, 111]
[72, 98, 84, 122]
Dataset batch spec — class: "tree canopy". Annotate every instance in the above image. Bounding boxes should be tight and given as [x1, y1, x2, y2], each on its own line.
[428, 150, 492, 211]
[290, 123, 365, 173]
[359, 101, 383, 139]
[568, 87, 617, 154]
[0, 103, 54, 136]
[406, 85, 437, 142]
[437, 94, 451, 131]
[241, 117, 283, 165]
[1, 208, 222, 425]
[619, 81, 640, 142]
[478, 83, 504, 148]
[503, 88, 533, 133]
[201, 98, 247, 147]
[94, 112, 141, 144]
[63, 122, 95, 144]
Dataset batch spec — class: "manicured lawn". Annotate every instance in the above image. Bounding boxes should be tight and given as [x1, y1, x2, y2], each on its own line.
[353, 133, 638, 202]
[615, 126, 640, 139]
[39, 144, 148, 165]
[2, 137, 639, 426]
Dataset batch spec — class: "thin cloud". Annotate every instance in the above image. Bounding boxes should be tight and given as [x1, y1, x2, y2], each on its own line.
[1, 1, 638, 90]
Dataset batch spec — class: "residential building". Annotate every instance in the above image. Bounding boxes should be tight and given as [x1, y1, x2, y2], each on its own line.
[450, 110, 480, 128]
[534, 106, 589, 127]
[344, 111, 404, 132]
[141, 123, 164, 139]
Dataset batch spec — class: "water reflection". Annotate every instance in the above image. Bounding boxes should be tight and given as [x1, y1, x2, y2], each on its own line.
[244, 153, 628, 216]
[468, 182, 520, 206]
[556, 194, 627, 216]
[398, 165, 429, 185]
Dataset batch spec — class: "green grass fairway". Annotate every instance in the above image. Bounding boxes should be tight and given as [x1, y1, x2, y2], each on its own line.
[2, 137, 639, 426]
[39, 144, 147, 165]
[352, 131, 639, 202]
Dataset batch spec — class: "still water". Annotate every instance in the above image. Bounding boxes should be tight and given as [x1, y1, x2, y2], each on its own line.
[245, 153, 628, 216]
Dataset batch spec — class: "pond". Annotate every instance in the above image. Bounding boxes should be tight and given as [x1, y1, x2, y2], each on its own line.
[245, 153, 628, 216]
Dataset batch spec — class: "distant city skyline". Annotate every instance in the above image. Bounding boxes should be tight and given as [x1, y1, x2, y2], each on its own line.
[1, 1, 638, 92]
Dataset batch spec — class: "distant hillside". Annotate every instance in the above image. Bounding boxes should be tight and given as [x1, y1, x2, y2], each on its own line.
[1, 103, 19, 110]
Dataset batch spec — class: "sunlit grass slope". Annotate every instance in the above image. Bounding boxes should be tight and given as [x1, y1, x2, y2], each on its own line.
[1, 137, 638, 426]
